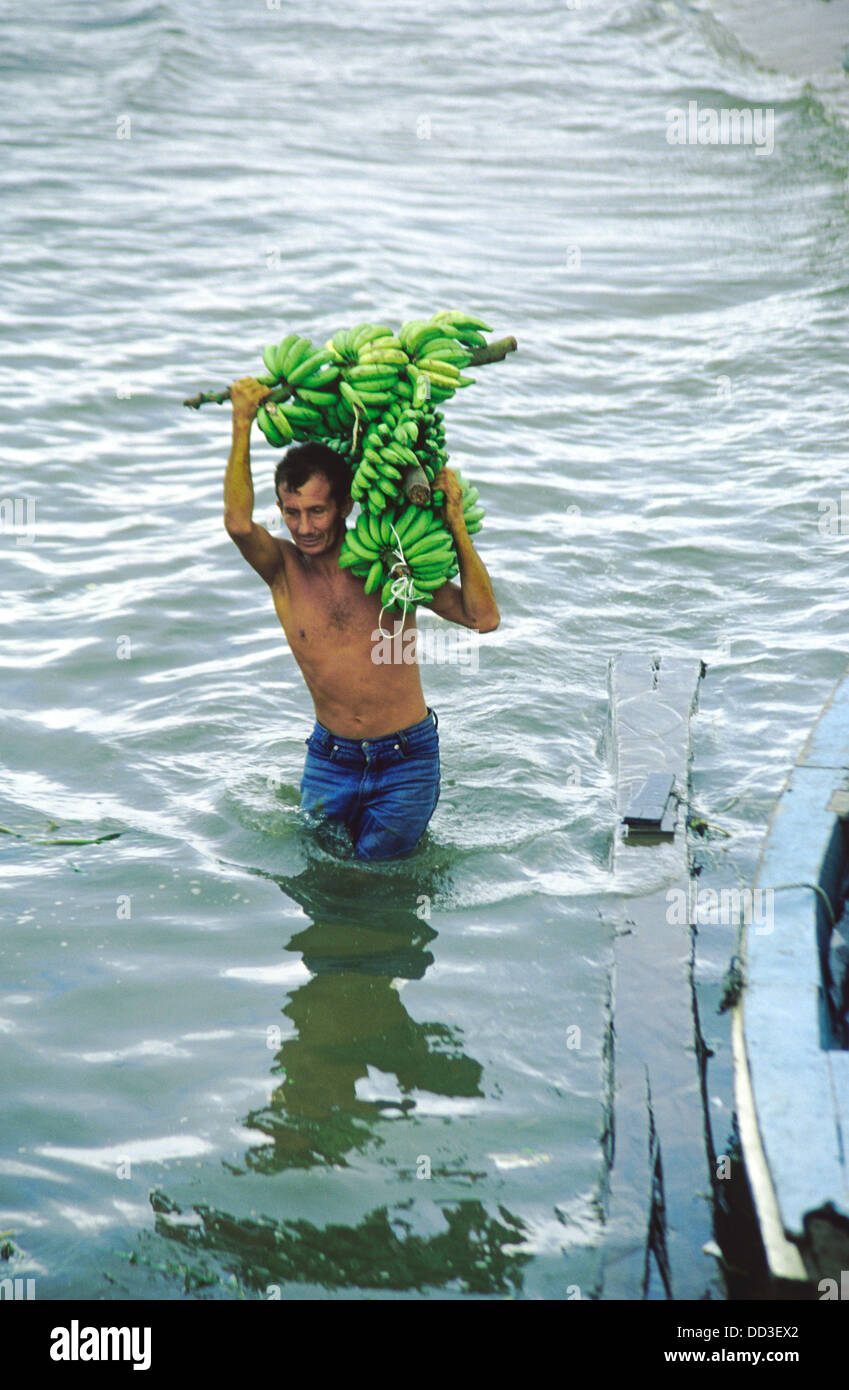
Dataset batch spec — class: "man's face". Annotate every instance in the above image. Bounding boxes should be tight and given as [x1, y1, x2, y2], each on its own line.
[277, 472, 352, 555]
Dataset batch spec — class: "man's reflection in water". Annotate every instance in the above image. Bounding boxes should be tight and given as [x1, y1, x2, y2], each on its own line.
[242, 851, 484, 1172]
[151, 848, 532, 1298]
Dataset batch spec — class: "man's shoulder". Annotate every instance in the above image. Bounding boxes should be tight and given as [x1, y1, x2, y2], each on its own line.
[268, 535, 297, 590]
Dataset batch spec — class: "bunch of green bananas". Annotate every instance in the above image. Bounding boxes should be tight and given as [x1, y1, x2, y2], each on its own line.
[349, 400, 442, 510]
[252, 310, 492, 612]
[399, 313, 480, 404]
[338, 503, 459, 613]
[256, 335, 349, 447]
[255, 311, 490, 449]
[458, 472, 485, 536]
[337, 469, 484, 615]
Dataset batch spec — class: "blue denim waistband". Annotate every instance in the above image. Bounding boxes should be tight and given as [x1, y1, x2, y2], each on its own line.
[308, 707, 438, 759]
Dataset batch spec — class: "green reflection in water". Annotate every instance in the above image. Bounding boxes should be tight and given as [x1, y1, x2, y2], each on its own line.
[149, 851, 530, 1295]
[153, 1198, 531, 1297]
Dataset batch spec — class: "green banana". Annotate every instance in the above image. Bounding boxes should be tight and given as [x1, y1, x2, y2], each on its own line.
[328, 329, 357, 363]
[415, 340, 468, 363]
[256, 405, 284, 447]
[351, 323, 394, 352]
[266, 402, 295, 441]
[273, 334, 300, 376]
[365, 511, 383, 549]
[397, 510, 434, 548]
[364, 559, 383, 595]
[287, 349, 332, 386]
[418, 358, 461, 380]
[398, 320, 430, 352]
[392, 505, 418, 538]
[405, 538, 454, 564]
[299, 363, 340, 390]
[281, 335, 313, 378]
[280, 401, 323, 425]
[376, 460, 402, 481]
[347, 365, 400, 385]
[405, 323, 450, 356]
[339, 380, 366, 412]
[295, 387, 337, 409]
[358, 334, 403, 351]
[358, 347, 408, 366]
[413, 566, 452, 583]
[432, 309, 492, 332]
[352, 388, 394, 407]
[344, 531, 377, 562]
[378, 443, 404, 467]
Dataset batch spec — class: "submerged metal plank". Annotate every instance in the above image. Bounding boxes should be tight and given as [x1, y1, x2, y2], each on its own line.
[600, 654, 718, 1298]
[609, 654, 704, 875]
[623, 772, 674, 830]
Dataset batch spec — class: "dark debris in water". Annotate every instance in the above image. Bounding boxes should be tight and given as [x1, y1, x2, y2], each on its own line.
[687, 813, 731, 840]
[718, 956, 745, 1013]
[0, 818, 123, 847]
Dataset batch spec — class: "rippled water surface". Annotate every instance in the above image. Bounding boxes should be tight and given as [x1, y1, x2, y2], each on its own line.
[3, 0, 849, 1299]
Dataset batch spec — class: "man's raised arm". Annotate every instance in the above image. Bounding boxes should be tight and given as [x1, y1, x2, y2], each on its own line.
[224, 377, 285, 587]
[420, 467, 500, 632]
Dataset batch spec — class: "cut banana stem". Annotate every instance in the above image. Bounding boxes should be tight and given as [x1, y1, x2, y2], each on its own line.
[402, 464, 431, 507]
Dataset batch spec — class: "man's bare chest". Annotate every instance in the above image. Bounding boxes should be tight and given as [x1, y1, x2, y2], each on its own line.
[272, 568, 374, 648]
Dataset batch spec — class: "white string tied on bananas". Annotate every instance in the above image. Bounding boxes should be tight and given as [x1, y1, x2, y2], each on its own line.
[376, 519, 419, 639]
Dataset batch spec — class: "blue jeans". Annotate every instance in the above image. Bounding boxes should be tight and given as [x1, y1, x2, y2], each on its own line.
[299, 708, 440, 861]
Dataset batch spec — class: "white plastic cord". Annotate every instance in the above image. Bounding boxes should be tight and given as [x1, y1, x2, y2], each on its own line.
[376, 518, 419, 639]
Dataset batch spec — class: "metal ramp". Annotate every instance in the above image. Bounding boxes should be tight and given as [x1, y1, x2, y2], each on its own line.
[598, 653, 722, 1298]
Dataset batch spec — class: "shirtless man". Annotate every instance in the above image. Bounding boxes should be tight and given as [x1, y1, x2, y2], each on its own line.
[224, 376, 500, 860]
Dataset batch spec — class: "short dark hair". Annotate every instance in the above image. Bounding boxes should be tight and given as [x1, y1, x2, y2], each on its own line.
[274, 443, 351, 508]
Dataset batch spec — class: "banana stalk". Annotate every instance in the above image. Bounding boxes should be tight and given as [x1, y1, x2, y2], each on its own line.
[182, 336, 517, 409]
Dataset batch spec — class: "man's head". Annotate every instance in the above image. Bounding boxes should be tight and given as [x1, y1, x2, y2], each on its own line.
[275, 442, 353, 556]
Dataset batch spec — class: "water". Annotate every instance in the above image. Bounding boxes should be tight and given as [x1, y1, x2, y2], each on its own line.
[2, 0, 849, 1300]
